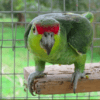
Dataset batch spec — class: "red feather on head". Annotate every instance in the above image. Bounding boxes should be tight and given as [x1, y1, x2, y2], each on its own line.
[36, 24, 59, 35]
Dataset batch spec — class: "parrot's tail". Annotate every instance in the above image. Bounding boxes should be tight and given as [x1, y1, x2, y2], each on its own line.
[82, 12, 94, 23]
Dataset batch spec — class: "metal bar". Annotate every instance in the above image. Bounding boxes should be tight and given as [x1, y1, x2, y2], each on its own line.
[88, 92, 91, 99]
[52, 94, 53, 100]
[93, 38, 100, 40]
[11, 0, 15, 99]
[76, 93, 78, 99]
[63, 0, 66, 13]
[93, 22, 100, 24]
[0, 22, 99, 26]
[0, 21, 99, 24]
[0, 11, 39, 13]
[38, 1, 41, 100]
[1, 46, 25, 48]
[0, 47, 2, 99]
[93, 46, 100, 48]
[89, 0, 91, 11]
[0, 22, 29, 24]
[91, 23, 95, 63]
[0, 11, 100, 13]
[0, 39, 24, 41]
[0, 21, 100, 24]
[0, 21, 95, 24]
[1, 46, 99, 48]
[38, 94, 40, 100]
[38, 2, 40, 99]
[0, 22, 100, 25]
[38, 0, 40, 14]
[64, 94, 66, 99]
[24, 0, 29, 98]
[1, 21, 100, 24]
[1, 23, 4, 46]
[0, 23, 4, 99]
[51, 0, 53, 12]
[0, 48, 1, 99]
[0, 21, 97, 24]
[3, 39, 100, 43]
[0, 38, 100, 41]
[76, 0, 78, 11]
[2, 94, 100, 99]
[26, 4, 29, 68]
[11, 0, 14, 51]
[0, 73, 23, 75]
[13, 38, 15, 99]
[24, 0, 27, 31]
[13, 23, 17, 99]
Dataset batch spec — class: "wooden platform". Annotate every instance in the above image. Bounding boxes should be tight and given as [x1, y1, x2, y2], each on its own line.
[24, 63, 100, 94]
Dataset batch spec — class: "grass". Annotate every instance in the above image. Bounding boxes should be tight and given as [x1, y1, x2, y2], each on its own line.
[0, 18, 18, 22]
[0, 17, 33, 23]
[0, 22, 100, 99]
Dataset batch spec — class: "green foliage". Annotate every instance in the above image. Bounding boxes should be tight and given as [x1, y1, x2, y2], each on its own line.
[0, 0, 37, 11]
[0, 18, 17, 22]
[0, 0, 11, 11]
[13, 0, 25, 11]
[0, 0, 89, 20]
[39, 0, 88, 11]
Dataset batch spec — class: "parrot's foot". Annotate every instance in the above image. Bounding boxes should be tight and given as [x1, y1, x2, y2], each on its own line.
[28, 71, 45, 96]
[71, 69, 85, 93]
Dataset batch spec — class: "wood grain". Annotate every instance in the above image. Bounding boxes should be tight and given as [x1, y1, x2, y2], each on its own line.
[24, 63, 100, 94]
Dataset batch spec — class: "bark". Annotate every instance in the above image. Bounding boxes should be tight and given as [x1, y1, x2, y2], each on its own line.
[17, 13, 25, 26]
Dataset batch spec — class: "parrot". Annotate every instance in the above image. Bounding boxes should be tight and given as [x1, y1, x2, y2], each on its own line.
[24, 12, 94, 95]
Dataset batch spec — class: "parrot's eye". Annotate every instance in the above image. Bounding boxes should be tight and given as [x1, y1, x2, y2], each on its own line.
[33, 27, 35, 33]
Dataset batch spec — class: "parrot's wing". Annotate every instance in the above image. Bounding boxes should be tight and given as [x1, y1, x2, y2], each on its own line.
[66, 15, 93, 54]
[24, 23, 32, 48]
[53, 14, 93, 54]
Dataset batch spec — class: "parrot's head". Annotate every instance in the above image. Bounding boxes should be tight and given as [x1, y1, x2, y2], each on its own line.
[29, 18, 60, 55]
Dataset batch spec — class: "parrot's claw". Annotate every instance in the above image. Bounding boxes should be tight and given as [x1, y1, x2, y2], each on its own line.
[28, 73, 35, 96]
[28, 71, 45, 96]
[71, 70, 85, 93]
[73, 88, 76, 94]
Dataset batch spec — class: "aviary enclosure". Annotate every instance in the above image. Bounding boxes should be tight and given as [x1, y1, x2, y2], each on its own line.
[0, 0, 100, 99]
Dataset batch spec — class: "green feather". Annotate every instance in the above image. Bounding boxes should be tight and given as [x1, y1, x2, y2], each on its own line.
[82, 12, 94, 23]
[25, 12, 93, 72]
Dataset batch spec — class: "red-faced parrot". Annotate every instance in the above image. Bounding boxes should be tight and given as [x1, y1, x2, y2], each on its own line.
[24, 12, 94, 95]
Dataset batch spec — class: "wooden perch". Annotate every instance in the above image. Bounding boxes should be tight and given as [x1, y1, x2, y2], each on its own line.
[24, 63, 100, 94]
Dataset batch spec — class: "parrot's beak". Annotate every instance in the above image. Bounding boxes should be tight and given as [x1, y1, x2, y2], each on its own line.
[40, 32, 55, 55]
[44, 44, 52, 55]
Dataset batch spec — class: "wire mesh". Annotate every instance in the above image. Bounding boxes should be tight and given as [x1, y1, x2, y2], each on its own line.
[0, 0, 100, 99]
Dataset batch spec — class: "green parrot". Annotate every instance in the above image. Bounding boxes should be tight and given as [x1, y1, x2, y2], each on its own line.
[24, 12, 94, 95]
